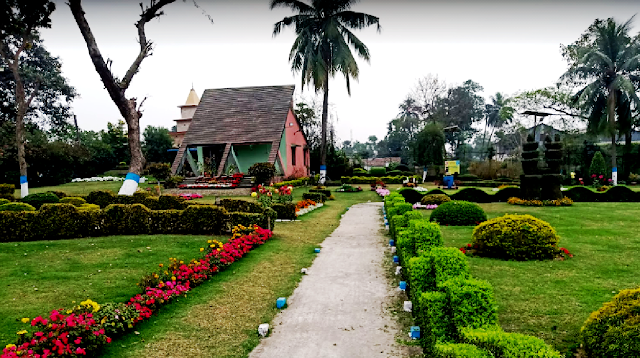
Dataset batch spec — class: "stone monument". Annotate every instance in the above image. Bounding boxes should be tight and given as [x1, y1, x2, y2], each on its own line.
[520, 134, 563, 200]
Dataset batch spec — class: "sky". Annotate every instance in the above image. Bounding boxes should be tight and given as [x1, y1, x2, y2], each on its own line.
[40, 0, 640, 144]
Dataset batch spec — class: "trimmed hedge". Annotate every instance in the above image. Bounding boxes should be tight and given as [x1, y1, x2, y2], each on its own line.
[398, 188, 425, 204]
[272, 203, 297, 220]
[430, 201, 487, 226]
[472, 214, 560, 261]
[302, 192, 326, 203]
[85, 190, 188, 210]
[460, 326, 563, 358]
[369, 166, 387, 176]
[581, 287, 640, 358]
[434, 343, 491, 358]
[219, 198, 264, 213]
[450, 188, 492, 203]
[421, 194, 451, 205]
[409, 219, 444, 255]
[416, 291, 448, 351]
[309, 188, 332, 198]
[0, 202, 36, 212]
[0, 184, 15, 195]
[21, 192, 60, 209]
[59, 197, 87, 207]
[441, 277, 498, 338]
[493, 187, 521, 202]
[0, 198, 10, 206]
[342, 175, 423, 184]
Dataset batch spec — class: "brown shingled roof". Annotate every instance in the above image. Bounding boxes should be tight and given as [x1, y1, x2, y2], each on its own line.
[181, 85, 295, 146]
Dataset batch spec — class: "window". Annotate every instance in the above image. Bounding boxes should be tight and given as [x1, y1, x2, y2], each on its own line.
[291, 146, 297, 166]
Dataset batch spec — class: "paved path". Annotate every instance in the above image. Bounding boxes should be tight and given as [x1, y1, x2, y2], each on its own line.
[249, 202, 407, 358]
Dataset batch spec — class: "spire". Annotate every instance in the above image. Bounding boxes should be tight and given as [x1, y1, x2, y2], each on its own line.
[184, 88, 200, 106]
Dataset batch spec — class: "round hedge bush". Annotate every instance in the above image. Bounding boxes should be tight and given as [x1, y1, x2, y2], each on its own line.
[60, 196, 87, 207]
[0, 198, 10, 206]
[429, 201, 487, 226]
[581, 287, 640, 357]
[471, 214, 559, 260]
[421, 194, 451, 205]
[21, 192, 59, 209]
[0, 202, 36, 212]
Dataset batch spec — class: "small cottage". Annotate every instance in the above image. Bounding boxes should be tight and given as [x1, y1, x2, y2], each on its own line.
[170, 85, 310, 178]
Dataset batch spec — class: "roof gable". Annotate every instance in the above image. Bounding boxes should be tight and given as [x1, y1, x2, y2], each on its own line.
[182, 85, 295, 146]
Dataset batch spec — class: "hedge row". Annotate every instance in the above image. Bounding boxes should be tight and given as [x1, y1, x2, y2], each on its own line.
[399, 185, 640, 204]
[272, 178, 309, 188]
[341, 175, 423, 184]
[384, 193, 562, 357]
[85, 191, 189, 210]
[0, 202, 276, 243]
[302, 192, 326, 203]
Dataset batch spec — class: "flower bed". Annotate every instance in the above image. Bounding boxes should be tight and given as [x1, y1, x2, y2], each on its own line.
[413, 203, 437, 210]
[71, 176, 148, 183]
[1, 225, 273, 358]
[335, 184, 362, 192]
[376, 188, 390, 197]
[178, 193, 203, 200]
[295, 199, 323, 217]
[179, 183, 238, 189]
[507, 197, 573, 207]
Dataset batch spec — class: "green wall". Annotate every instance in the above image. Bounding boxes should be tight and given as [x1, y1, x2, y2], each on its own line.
[232, 144, 271, 173]
[279, 134, 287, 173]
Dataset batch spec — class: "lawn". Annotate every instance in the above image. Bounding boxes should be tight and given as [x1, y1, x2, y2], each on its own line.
[11, 181, 156, 198]
[419, 202, 640, 355]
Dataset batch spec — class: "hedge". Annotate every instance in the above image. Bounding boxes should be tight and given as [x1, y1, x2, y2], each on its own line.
[416, 291, 448, 351]
[219, 198, 264, 213]
[449, 188, 493, 203]
[0, 183, 15, 195]
[21, 192, 60, 209]
[441, 277, 498, 338]
[272, 203, 297, 220]
[460, 326, 563, 358]
[302, 192, 326, 203]
[430, 201, 487, 226]
[59, 197, 87, 207]
[409, 219, 444, 256]
[85, 190, 188, 210]
[398, 188, 425, 204]
[369, 166, 387, 176]
[434, 342, 491, 358]
[0, 202, 36, 212]
[309, 188, 331, 198]
[0, 203, 275, 242]
[273, 178, 308, 188]
[341, 175, 423, 184]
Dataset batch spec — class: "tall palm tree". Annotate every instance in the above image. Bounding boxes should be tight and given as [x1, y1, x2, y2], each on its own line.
[482, 92, 514, 159]
[560, 17, 640, 184]
[271, 0, 380, 179]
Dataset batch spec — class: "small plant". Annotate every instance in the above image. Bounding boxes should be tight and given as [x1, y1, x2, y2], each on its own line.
[421, 194, 451, 206]
[248, 162, 276, 185]
[146, 163, 172, 181]
[429, 201, 487, 226]
[164, 176, 184, 189]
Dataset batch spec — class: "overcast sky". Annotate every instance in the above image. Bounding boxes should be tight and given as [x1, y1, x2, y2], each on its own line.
[41, 0, 639, 143]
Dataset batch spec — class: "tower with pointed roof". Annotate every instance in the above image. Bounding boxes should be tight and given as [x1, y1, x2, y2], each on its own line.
[169, 88, 200, 148]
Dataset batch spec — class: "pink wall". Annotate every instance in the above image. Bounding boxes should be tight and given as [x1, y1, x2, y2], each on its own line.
[281, 108, 310, 177]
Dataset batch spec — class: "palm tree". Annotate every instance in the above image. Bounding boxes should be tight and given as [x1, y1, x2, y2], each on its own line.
[270, 0, 380, 179]
[482, 92, 514, 159]
[560, 17, 640, 184]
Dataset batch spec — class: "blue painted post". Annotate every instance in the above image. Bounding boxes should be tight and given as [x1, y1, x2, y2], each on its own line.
[19, 175, 28, 198]
[314, 248, 321, 253]
[393, 256, 399, 263]
[389, 239, 395, 247]
[410, 326, 420, 339]
[276, 297, 287, 309]
[399, 281, 407, 290]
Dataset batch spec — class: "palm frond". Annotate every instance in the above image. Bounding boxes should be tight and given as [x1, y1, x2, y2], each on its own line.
[335, 11, 380, 32]
[582, 50, 614, 69]
[621, 53, 640, 72]
[338, 24, 370, 61]
[270, 0, 314, 14]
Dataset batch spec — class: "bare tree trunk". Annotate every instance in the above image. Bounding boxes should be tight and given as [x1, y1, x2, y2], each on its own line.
[608, 88, 617, 185]
[15, 83, 28, 197]
[624, 131, 632, 181]
[320, 80, 329, 184]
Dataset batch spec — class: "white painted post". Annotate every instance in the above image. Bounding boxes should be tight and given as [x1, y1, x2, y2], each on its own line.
[118, 173, 140, 196]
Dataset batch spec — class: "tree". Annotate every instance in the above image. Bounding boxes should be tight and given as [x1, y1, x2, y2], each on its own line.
[101, 120, 129, 164]
[143, 125, 174, 163]
[589, 150, 607, 178]
[0, 0, 57, 197]
[69, 0, 185, 195]
[481, 92, 514, 158]
[411, 74, 447, 121]
[559, 16, 640, 185]
[271, 0, 380, 182]
[413, 123, 445, 166]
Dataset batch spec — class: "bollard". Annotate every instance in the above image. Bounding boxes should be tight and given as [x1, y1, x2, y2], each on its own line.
[395, 266, 402, 275]
[404, 301, 413, 312]
[389, 239, 395, 246]
[399, 281, 407, 290]
[258, 323, 270, 337]
[276, 297, 287, 309]
[301, 268, 308, 274]
[393, 256, 399, 263]
[410, 326, 421, 339]
[314, 248, 321, 253]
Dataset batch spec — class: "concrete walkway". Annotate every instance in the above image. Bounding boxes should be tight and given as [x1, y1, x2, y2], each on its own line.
[249, 202, 407, 358]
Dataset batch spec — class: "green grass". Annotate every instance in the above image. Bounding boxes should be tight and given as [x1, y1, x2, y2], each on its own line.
[12, 181, 156, 198]
[420, 202, 640, 355]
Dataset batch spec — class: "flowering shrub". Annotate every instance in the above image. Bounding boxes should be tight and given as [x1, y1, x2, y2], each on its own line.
[2, 225, 273, 358]
[507, 197, 573, 207]
[255, 185, 293, 207]
[413, 203, 438, 210]
[178, 193, 204, 200]
[376, 188, 390, 197]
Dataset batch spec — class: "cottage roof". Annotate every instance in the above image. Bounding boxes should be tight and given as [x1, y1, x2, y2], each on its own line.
[181, 85, 295, 146]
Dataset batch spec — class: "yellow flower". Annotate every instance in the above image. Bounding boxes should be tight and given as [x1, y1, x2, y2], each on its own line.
[207, 240, 212, 244]
[158, 264, 164, 268]
[200, 248, 204, 252]
[16, 330, 27, 335]
[251, 192, 257, 197]
[153, 274, 159, 279]
[20, 318, 29, 324]
[171, 276, 176, 281]
[179, 261, 184, 264]
[5, 344, 15, 349]
[66, 310, 72, 314]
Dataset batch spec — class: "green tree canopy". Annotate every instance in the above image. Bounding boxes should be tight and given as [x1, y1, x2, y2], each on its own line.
[413, 123, 445, 166]
[142, 125, 174, 163]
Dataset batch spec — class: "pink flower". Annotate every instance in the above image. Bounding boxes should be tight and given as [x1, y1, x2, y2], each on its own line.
[75, 347, 86, 355]
[599, 175, 604, 179]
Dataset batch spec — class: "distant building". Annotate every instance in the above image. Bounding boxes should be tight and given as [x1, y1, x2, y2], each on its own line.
[170, 85, 309, 178]
[363, 157, 402, 170]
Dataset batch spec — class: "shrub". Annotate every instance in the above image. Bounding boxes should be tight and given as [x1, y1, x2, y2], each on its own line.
[457, 174, 480, 181]
[396, 164, 410, 172]
[396, 230, 415, 264]
[493, 187, 521, 202]
[427, 247, 470, 289]
[589, 151, 607, 177]
[164, 175, 184, 188]
[104, 204, 151, 235]
[21, 192, 60, 209]
[369, 166, 387, 176]
[441, 277, 497, 337]
[87, 190, 116, 208]
[390, 215, 408, 239]
[434, 343, 491, 358]
[0, 183, 15, 195]
[425, 188, 447, 196]
[149, 210, 183, 234]
[220, 198, 264, 213]
[158, 195, 188, 210]
[430, 201, 487, 226]
[303, 192, 326, 203]
[146, 162, 172, 181]
[180, 205, 229, 234]
[46, 190, 68, 198]
[563, 186, 599, 202]
[249, 162, 277, 185]
[353, 167, 367, 174]
[309, 188, 331, 198]
[38, 204, 84, 240]
[581, 287, 640, 358]
[0, 202, 36, 212]
[416, 291, 448, 352]
[409, 219, 444, 255]
[450, 188, 492, 203]
[60, 197, 87, 207]
[399, 188, 425, 204]
[407, 255, 432, 299]
[0, 198, 10, 206]
[603, 185, 638, 202]
[421, 194, 451, 205]
[472, 214, 560, 261]
[394, 202, 413, 216]
[272, 203, 297, 220]
[460, 326, 563, 358]
[78, 203, 100, 211]
[0, 194, 15, 202]
[387, 169, 403, 176]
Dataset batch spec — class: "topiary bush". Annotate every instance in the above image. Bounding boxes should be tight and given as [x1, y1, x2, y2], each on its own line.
[472, 214, 560, 261]
[87, 190, 116, 208]
[563, 186, 599, 202]
[38, 204, 84, 240]
[59, 197, 87, 207]
[303, 192, 326, 203]
[46, 190, 68, 198]
[408, 219, 444, 255]
[164, 175, 184, 188]
[589, 151, 607, 177]
[450, 188, 492, 203]
[219, 199, 264, 213]
[398, 188, 425, 204]
[603, 185, 638, 202]
[21, 192, 60, 209]
[416, 291, 448, 352]
[249, 162, 277, 185]
[460, 326, 563, 358]
[493, 187, 521, 202]
[425, 188, 447, 196]
[581, 287, 640, 358]
[0, 202, 36, 212]
[434, 342, 492, 358]
[441, 277, 498, 337]
[352, 167, 367, 174]
[430, 201, 487, 226]
[457, 174, 480, 181]
[369, 166, 387, 176]
[421, 194, 451, 205]
[272, 203, 297, 220]
[0, 198, 10, 206]
[0, 184, 15, 195]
